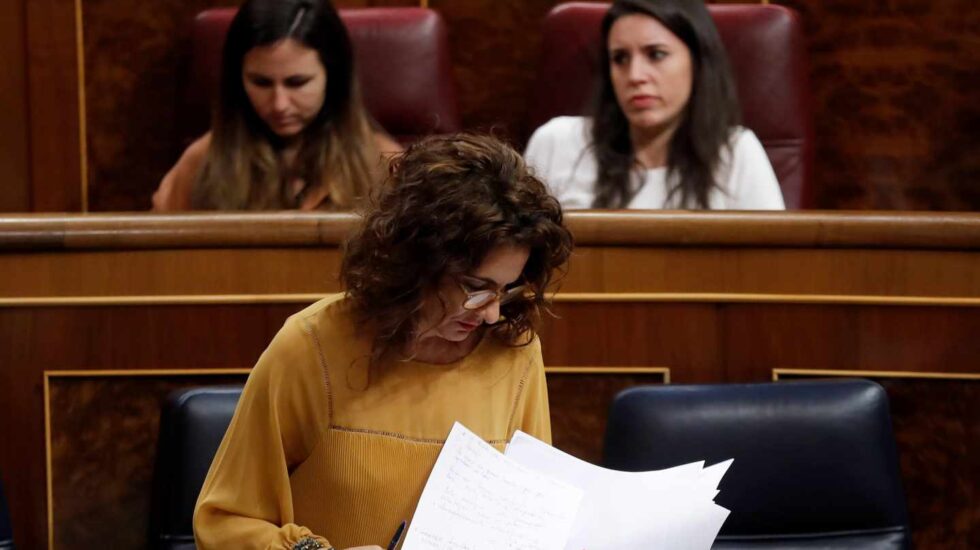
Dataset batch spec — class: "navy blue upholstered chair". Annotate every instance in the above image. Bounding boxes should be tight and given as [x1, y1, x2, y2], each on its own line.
[0, 476, 13, 550]
[149, 386, 243, 550]
[603, 379, 911, 549]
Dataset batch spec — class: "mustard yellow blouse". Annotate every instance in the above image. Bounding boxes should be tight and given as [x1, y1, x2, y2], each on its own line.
[193, 295, 552, 549]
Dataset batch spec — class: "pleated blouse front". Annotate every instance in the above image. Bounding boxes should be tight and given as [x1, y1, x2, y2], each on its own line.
[194, 295, 552, 549]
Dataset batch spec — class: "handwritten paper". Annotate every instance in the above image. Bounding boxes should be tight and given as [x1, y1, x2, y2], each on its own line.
[401, 423, 583, 550]
[505, 430, 732, 550]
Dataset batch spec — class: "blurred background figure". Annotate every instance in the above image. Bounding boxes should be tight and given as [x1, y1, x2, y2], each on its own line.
[152, 0, 400, 211]
[525, 0, 784, 210]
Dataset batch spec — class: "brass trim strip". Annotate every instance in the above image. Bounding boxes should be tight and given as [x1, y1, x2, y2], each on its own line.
[2, 292, 978, 308]
[43, 368, 252, 548]
[553, 293, 980, 306]
[75, 0, 88, 212]
[44, 366, 672, 377]
[773, 368, 980, 381]
[45, 368, 252, 378]
[0, 294, 331, 307]
[44, 373, 54, 550]
[546, 366, 670, 384]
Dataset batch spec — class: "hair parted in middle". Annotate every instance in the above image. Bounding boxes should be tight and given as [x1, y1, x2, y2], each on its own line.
[193, 0, 382, 210]
[591, 0, 740, 209]
[341, 133, 574, 364]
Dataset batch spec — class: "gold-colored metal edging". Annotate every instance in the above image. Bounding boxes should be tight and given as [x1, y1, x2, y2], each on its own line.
[0, 294, 331, 307]
[44, 373, 54, 549]
[773, 368, 980, 381]
[74, 0, 88, 212]
[545, 366, 670, 384]
[554, 293, 980, 306]
[45, 368, 253, 378]
[3, 292, 980, 308]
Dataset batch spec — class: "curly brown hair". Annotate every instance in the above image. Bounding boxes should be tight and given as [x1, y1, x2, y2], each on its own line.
[341, 133, 574, 364]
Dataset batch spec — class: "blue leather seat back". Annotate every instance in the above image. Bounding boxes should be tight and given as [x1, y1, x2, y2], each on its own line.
[149, 386, 243, 550]
[0, 477, 13, 550]
[603, 380, 911, 549]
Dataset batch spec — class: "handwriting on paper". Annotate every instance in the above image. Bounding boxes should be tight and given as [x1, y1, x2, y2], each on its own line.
[401, 423, 583, 550]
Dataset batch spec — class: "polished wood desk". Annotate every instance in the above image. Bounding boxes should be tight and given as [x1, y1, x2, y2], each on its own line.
[1, 211, 978, 549]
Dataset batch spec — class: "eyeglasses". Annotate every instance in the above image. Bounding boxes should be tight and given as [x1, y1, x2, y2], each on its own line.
[457, 277, 529, 311]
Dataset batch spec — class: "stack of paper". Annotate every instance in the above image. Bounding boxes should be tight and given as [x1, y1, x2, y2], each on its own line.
[505, 430, 731, 550]
[402, 423, 584, 550]
[401, 423, 731, 550]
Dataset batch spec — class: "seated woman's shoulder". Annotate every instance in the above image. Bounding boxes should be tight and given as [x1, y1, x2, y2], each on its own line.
[171, 132, 212, 178]
[151, 133, 212, 211]
[723, 125, 786, 210]
[373, 130, 404, 158]
[726, 126, 773, 167]
[532, 115, 590, 139]
[185, 132, 213, 158]
[526, 116, 591, 163]
[729, 126, 766, 150]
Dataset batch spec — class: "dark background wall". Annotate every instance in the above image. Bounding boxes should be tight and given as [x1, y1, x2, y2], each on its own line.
[777, 0, 979, 209]
[2, 0, 977, 212]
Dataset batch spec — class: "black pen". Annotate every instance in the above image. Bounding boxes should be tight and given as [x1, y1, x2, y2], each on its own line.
[387, 520, 407, 550]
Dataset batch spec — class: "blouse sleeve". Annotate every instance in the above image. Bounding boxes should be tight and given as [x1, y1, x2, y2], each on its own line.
[510, 336, 553, 444]
[524, 117, 595, 209]
[724, 129, 786, 210]
[193, 316, 333, 550]
[524, 123, 558, 194]
[152, 134, 211, 211]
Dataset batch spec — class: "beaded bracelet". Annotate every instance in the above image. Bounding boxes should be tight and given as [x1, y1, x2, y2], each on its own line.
[292, 536, 331, 550]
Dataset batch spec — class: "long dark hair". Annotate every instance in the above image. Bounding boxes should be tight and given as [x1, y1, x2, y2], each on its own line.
[342, 134, 574, 365]
[591, 0, 740, 209]
[194, 0, 381, 209]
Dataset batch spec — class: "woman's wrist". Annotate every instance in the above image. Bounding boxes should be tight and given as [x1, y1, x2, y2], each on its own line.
[293, 536, 332, 550]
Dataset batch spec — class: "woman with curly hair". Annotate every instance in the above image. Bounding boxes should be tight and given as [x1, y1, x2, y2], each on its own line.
[193, 134, 574, 550]
[525, 0, 784, 210]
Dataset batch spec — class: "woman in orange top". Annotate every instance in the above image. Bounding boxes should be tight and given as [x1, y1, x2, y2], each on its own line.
[193, 134, 574, 550]
[153, 0, 400, 211]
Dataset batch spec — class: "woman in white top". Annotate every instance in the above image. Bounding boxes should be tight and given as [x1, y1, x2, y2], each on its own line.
[525, 0, 785, 210]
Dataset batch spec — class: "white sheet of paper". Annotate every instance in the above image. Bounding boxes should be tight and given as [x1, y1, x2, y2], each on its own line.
[504, 430, 731, 550]
[401, 422, 584, 550]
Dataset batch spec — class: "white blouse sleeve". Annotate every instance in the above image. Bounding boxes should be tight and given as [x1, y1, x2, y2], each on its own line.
[524, 117, 596, 209]
[525, 124, 556, 184]
[724, 129, 786, 210]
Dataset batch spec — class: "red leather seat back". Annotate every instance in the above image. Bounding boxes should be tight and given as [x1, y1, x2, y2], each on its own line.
[181, 7, 461, 145]
[530, 3, 814, 208]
